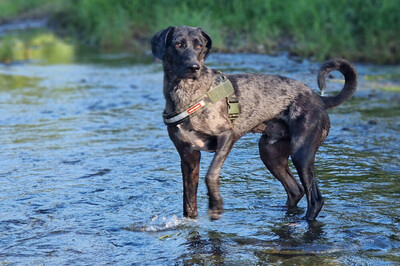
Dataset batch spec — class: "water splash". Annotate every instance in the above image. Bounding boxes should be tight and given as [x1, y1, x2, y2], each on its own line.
[125, 215, 197, 232]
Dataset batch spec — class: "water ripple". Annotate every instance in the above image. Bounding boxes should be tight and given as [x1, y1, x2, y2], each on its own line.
[0, 53, 399, 264]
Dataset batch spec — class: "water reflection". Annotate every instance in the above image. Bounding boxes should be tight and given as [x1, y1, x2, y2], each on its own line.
[270, 221, 325, 245]
[180, 220, 327, 265]
[0, 73, 41, 91]
[182, 230, 225, 264]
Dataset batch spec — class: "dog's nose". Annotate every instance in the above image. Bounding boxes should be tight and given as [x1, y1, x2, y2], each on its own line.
[188, 64, 200, 73]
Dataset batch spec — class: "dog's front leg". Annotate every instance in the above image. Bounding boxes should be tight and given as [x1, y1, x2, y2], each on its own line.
[206, 131, 235, 220]
[180, 147, 201, 219]
[168, 126, 201, 218]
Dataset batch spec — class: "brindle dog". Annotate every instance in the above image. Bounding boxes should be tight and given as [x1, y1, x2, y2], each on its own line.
[151, 26, 357, 221]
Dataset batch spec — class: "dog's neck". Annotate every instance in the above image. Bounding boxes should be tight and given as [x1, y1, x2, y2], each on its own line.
[163, 67, 214, 114]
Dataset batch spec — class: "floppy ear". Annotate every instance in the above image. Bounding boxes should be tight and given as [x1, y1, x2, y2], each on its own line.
[200, 29, 212, 60]
[151, 26, 173, 63]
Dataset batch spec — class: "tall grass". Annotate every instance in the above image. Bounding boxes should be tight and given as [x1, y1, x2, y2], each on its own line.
[2, 0, 399, 63]
[0, 0, 64, 19]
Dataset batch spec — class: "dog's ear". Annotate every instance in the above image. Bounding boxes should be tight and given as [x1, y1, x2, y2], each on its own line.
[200, 28, 212, 60]
[151, 26, 174, 63]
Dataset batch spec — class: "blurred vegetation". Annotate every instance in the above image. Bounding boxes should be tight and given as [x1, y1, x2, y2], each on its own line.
[0, 0, 64, 20]
[1, 0, 399, 63]
[0, 30, 75, 63]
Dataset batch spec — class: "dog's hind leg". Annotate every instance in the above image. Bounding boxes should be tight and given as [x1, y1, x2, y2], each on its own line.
[289, 120, 327, 221]
[259, 134, 304, 208]
[291, 145, 324, 221]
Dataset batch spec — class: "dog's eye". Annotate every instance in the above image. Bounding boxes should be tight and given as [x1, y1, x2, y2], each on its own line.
[195, 44, 202, 50]
[175, 42, 182, 48]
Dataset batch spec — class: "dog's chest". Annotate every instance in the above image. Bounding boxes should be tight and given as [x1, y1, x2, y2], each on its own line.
[176, 102, 232, 151]
[177, 124, 216, 151]
[189, 101, 232, 134]
[167, 77, 233, 135]
[165, 79, 205, 113]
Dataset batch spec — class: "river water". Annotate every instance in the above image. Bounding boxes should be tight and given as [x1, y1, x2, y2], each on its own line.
[0, 29, 399, 265]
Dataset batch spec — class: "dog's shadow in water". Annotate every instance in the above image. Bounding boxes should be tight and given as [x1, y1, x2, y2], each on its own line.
[273, 208, 326, 244]
[179, 211, 325, 264]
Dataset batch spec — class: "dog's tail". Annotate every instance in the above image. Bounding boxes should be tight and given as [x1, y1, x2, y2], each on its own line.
[318, 58, 358, 109]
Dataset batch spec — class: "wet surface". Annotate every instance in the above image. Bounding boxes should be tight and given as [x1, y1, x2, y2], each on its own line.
[0, 29, 399, 264]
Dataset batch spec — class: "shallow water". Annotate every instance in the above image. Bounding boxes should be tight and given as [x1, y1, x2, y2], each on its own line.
[0, 30, 399, 265]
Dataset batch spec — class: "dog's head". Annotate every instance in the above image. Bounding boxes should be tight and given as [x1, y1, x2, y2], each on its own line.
[151, 26, 212, 79]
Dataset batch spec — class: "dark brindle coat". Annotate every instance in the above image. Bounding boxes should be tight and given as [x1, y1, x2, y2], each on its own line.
[151, 26, 357, 221]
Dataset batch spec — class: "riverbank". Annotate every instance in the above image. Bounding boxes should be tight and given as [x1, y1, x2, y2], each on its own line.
[1, 0, 399, 64]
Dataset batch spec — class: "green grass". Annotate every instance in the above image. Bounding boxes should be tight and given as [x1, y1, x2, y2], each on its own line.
[0, 0, 64, 19]
[0, 0, 45, 18]
[1, 0, 400, 64]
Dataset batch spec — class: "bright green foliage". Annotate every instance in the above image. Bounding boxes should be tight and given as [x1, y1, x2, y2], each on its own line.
[1, 0, 399, 63]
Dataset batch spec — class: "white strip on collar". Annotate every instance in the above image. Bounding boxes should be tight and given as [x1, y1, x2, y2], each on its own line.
[163, 99, 207, 124]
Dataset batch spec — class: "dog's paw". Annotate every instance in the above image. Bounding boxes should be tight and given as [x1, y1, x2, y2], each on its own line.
[305, 198, 325, 222]
[208, 208, 223, 221]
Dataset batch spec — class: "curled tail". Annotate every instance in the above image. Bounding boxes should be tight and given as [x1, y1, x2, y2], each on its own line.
[318, 58, 358, 109]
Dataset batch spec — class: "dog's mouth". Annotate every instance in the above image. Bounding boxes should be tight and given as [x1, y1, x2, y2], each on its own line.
[186, 73, 200, 80]
[179, 71, 200, 80]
